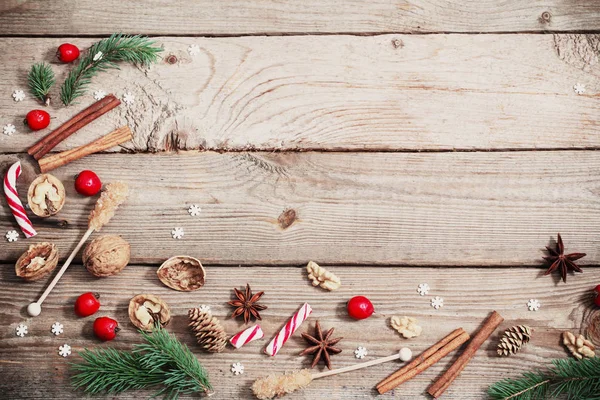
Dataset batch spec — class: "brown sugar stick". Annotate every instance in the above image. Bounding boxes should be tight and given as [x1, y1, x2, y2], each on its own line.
[376, 328, 470, 395]
[427, 311, 504, 398]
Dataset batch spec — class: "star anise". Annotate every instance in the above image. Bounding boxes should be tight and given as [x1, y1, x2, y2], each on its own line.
[543, 233, 586, 282]
[228, 284, 267, 324]
[300, 320, 343, 369]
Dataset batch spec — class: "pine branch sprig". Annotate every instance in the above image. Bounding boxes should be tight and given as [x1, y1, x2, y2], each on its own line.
[488, 357, 600, 400]
[60, 33, 162, 106]
[28, 62, 55, 106]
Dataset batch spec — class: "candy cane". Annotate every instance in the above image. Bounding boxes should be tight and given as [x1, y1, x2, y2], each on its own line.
[230, 325, 264, 349]
[3, 161, 37, 238]
[265, 303, 312, 356]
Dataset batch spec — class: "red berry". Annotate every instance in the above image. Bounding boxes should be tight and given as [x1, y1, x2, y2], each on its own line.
[57, 43, 80, 63]
[594, 285, 600, 307]
[24, 109, 50, 131]
[74, 170, 102, 196]
[74, 292, 101, 317]
[93, 316, 120, 341]
[347, 295, 375, 320]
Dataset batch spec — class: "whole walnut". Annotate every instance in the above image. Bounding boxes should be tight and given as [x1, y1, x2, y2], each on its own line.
[83, 235, 130, 277]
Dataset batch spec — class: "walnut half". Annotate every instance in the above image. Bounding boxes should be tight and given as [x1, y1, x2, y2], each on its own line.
[27, 174, 65, 217]
[390, 316, 423, 338]
[157, 256, 206, 291]
[128, 294, 171, 331]
[15, 242, 59, 281]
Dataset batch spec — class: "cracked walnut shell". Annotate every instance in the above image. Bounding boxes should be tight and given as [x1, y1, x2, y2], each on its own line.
[157, 256, 206, 291]
[82, 235, 130, 277]
[306, 261, 341, 291]
[27, 174, 65, 217]
[15, 242, 59, 281]
[128, 294, 171, 331]
[390, 316, 422, 338]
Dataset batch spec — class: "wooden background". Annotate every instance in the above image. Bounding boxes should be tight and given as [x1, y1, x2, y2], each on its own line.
[1, 1, 600, 399]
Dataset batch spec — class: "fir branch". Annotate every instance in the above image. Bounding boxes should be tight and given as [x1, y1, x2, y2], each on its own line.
[60, 33, 162, 106]
[488, 357, 600, 400]
[28, 62, 55, 106]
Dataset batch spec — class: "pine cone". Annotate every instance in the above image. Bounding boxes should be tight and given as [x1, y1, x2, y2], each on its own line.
[188, 308, 227, 353]
[497, 325, 532, 356]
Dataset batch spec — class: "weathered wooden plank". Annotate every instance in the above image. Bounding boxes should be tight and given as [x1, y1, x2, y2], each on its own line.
[1, 34, 600, 153]
[1, 151, 599, 265]
[1, 265, 597, 399]
[1, 1, 600, 35]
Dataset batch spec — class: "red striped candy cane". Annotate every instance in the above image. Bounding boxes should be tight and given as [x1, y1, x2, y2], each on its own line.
[3, 161, 37, 238]
[230, 325, 264, 349]
[265, 303, 312, 356]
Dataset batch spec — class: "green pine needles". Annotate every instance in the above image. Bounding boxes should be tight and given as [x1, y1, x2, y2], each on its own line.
[28, 62, 55, 106]
[60, 33, 162, 106]
[488, 357, 600, 400]
[71, 326, 212, 399]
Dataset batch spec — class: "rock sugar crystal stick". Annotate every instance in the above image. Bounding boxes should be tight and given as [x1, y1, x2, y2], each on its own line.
[230, 325, 264, 349]
[3, 161, 37, 238]
[265, 303, 312, 356]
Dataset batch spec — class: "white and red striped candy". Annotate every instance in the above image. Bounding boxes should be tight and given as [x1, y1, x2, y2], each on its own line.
[265, 303, 312, 356]
[3, 161, 37, 238]
[230, 325, 264, 349]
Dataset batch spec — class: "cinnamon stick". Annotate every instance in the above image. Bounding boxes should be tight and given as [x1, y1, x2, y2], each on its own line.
[38, 126, 132, 173]
[427, 311, 504, 398]
[28, 95, 121, 160]
[376, 328, 470, 395]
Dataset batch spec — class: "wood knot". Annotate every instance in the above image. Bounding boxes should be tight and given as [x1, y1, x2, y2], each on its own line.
[585, 311, 600, 347]
[165, 54, 178, 64]
[391, 38, 404, 49]
[539, 11, 552, 24]
[278, 209, 297, 230]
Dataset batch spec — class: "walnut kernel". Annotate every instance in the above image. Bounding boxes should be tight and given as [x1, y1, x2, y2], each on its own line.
[27, 174, 65, 217]
[82, 235, 130, 277]
[390, 316, 422, 338]
[128, 294, 171, 331]
[15, 242, 59, 281]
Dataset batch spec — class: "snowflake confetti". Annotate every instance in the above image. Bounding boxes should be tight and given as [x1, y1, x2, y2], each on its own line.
[93, 51, 103, 61]
[58, 344, 71, 357]
[231, 362, 244, 375]
[431, 296, 444, 309]
[188, 44, 200, 56]
[417, 283, 430, 296]
[5, 230, 19, 242]
[51, 322, 64, 336]
[16, 324, 28, 337]
[188, 204, 202, 216]
[3, 124, 16, 136]
[122, 92, 135, 106]
[199, 304, 211, 314]
[171, 227, 184, 239]
[573, 83, 586, 95]
[527, 299, 541, 312]
[354, 346, 368, 359]
[93, 90, 107, 101]
[12, 89, 25, 102]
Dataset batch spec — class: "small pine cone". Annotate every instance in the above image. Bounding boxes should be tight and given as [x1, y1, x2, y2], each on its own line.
[497, 325, 532, 356]
[188, 308, 227, 353]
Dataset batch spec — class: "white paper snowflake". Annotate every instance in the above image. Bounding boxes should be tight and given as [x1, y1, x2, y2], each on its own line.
[431, 296, 444, 309]
[93, 51, 103, 61]
[188, 44, 200, 56]
[12, 89, 25, 102]
[354, 346, 368, 359]
[188, 204, 202, 216]
[51, 322, 64, 336]
[231, 362, 244, 375]
[199, 304, 211, 314]
[5, 230, 19, 242]
[573, 83, 586, 95]
[171, 227, 184, 239]
[417, 283, 430, 296]
[93, 90, 107, 101]
[16, 324, 28, 337]
[3, 124, 16, 136]
[58, 344, 71, 357]
[122, 92, 135, 106]
[527, 299, 541, 311]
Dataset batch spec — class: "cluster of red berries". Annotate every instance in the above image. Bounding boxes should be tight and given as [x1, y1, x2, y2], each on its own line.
[74, 292, 119, 341]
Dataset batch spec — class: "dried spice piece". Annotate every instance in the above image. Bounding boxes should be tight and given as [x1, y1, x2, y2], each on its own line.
[27, 174, 65, 217]
[300, 320, 343, 369]
[562, 331, 596, 359]
[497, 325, 532, 356]
[82, 235, 130, 277]
[544, 233, 586, 282]
[306, 261, 341, 291]
[188, 307, 227, 353]
[128, 294, 171, 332]
[15, 242, 59, 281]
[228, 284, 267, 324]
[157, 256, 205, 291]
[390, 316, 422, 339]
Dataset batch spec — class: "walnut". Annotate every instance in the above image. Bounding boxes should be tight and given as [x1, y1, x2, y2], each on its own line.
[27, 174, 65, 217]
[562, 331, 596, 359]
[390, 316, 422, 338]
[82, 235, 130, 277]
[128, 294, 171, 331]
[157, 256, 206, 291]
[15, 242, 59, 281]
[306, 261, 341, 291]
